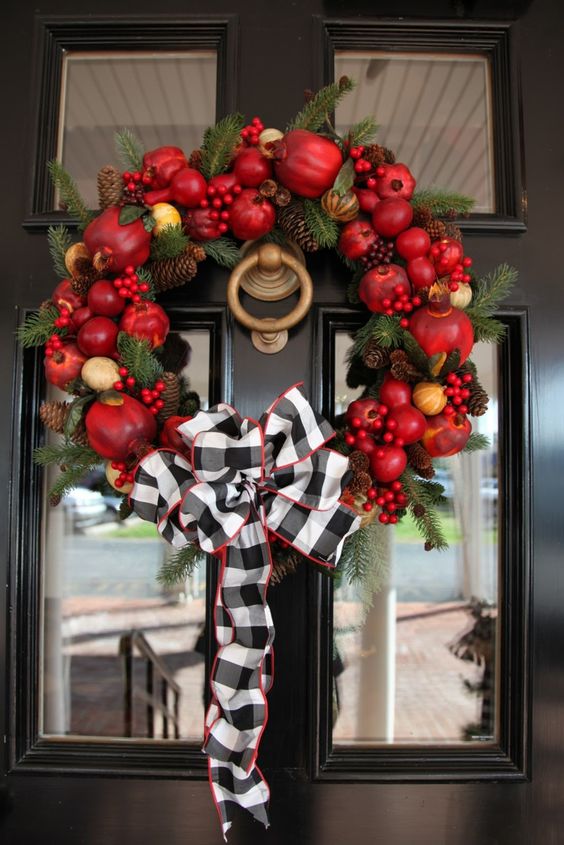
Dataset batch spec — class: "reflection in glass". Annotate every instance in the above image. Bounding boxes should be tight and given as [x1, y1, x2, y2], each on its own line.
[335, 52, 494, 213]
[57, 52, 217, 207]
[42, 331, 210, 740]
[332, 335, 499, 744]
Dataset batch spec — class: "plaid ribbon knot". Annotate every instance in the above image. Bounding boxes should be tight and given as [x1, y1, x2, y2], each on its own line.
[129, 383, 359, 838]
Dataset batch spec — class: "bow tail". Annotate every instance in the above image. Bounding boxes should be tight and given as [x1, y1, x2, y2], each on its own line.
[204, 501, 274, 836]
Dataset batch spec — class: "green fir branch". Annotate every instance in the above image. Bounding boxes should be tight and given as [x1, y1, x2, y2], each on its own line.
[200, 113, 245, 180]
[135, 266, 156, 300]
[400, 467, 449, 551]
[348, 314, 404, 361]
[47, 160, 95, 230]
[287, 78, 356, 132]
[202, 236, 240, 269]
[34, 440, 99, 468]
[303, 199, 339, 249]
[117, 332, 164, 388]
[149, 224, 189, 261]
[467, 264, 517, 318]
[467, 314, 507, 344]
[337, 522, 390, 608]
[16, 304, 61, 348]
[115, 128, 144, 172]
[401, 330, 432, 374]
[411, 187, 475, 218]
[346, 116, 379, 148]
[463, 433, 491, 453]
[47, 225, 72, 277]
[157, 545, 205, 586]
[48, 462, 99, 502]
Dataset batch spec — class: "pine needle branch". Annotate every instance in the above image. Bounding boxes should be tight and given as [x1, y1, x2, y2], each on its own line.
[115, 128, 144, 172]
[200, 113, 245, 180]
[287, 78, 356, 132]
[411, 187, 475, 218]
[337, 522, 390, 611]
[47, 225, 73, 277]
[117, 332, 164, 388]
[202, 236, 240, 269]
[34, 440, 99, 468]
[149, 224, 189, 261]
[303, 199, 339, 248]
[463, 433, 491, 453]
[135, 266, 156, 300]
[466, 314, 507, 344]
[348, 314, 404, 363]
[16, 304, 61, 348]
[467, 264, 518, 318]
[48, 462, 98, 502]
[400, 467, 449, 551]
[157, 545, 205, 586]
[346, 116, 379, 147]
[47, 160, 95, 229]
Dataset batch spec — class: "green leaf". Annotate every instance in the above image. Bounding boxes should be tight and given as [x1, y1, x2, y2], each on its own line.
[115, 128, 144, 172]
[202, 236, 240, 269]
[47, 225, 72, 277]
[463, 432, 491, 453]
[287, 78, 356, 132]
[401, 331, 431, 373]
[64, 395, 94, 438]
[119, 204, 146, 225]
[200, 113, 245, 180]
[143, 214, 156, 232]
[332, 158, 355, 196]
[303, 199, 339, 249]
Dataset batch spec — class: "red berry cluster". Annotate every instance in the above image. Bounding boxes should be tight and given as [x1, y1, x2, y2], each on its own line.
[381, 283, 422, 328]
[199, 181, 243, 233]
[350, 145, 372, 175]
[53, 307, 72, 329]
[430, 240, 473, 292]
[112, 265, 150, 304]
[122, 169, 150, 205]
[110, 461, 135, 489]
[113, 367, 166, 416]
[267, 529, 290, 550]
[44, 333, 65, 358]
[241, 117, 265, 146]
[344, 403, 406, 450]
[443, 372, 473, 417]
[363, 480, 408, 524]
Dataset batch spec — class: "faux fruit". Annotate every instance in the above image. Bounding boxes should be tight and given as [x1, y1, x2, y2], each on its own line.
[353, 187, 380, 214]
[119, 301, 170, 349]
[409, 284, 474, 364]
[321, 189, 359, 222]
[375, 163, 416, 201]
[85, 392, 157, 460]
[233, 147, 273, 187]
[346, 398, 381, 430]
[71, 306, 93, 331]
[87, 280, 125, 318]
[84, 207, 151, 274]
[353, 432, 376, 456]
[450, 283, 473, 309]
[370, 445, 407, 483]
[229, 189, 275, 240]
[44, 342, 87, 390]
[379, 373, 412, 408]
[372, 197, 413, 238]
[272, 129, 343, 198]
[412, 382, 447, 416]
[150, 202, 182, 235]
[430, 237, 464, 274]
[143, 146, 188, 189]
[184, 207, 222, 241]
[407, 256, 436, 289]
[77, 316, 119, 357]
[159, 415, 192, 452]
[144, 167, 207, 208]
[359, 264, 411, 313]
[387, 404, 426, 444]
[81, 356, 121, 392]
[338, 219, 377, 260]
[105, 461, 133, 494]
[422, 411, 472, 458]
[395, 227, 431, 261]
[52, 279, 85, 314]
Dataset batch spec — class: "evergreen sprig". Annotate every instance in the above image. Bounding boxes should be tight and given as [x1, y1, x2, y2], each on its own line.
[346, 116, 379, 148]
[303, 199, 340, 248]
[200, 112, 245, 180]
[157, 545, 205, 586]
[47, 225, 72, 277]
[47, 160, 95, 230]
[465, 264, 517, 343]
[117, 332, 164, 388]
[202, 236, 240, 269]
[34, 440, 99, 468]
[401, 330, 432, 373]
[466, 315, 507, 344]
[287, 77, 356, 132]
[400, 468, 449, 551]
[411, 188, 475, 218]
[337, 522, 390, 608]
[149, 224, 189, 261]
[348, 314, 404, 363]
[115, 128, 144, 172]
[463, 433, 491, 453]
[136, 266, 156, 300]
[17, 304, 61, 348]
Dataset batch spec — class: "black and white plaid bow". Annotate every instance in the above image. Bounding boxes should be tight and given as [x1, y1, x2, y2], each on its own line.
[129, 383, 359, 838]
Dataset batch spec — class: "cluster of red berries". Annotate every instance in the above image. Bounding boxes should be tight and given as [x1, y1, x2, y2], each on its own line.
[443, 372, 473, 417]
[382, 283, 422, 328]
[110, 461, 135, 489]
[344, 402, 406, 449]
[122, 169, 150, 205]
[366, 165, 389, 191]
[199, 181, 243, 234]
[113, 367, 166, 416]
[53, 307, 72, 330]
[363, 480, 408, 524]
[267, 529, 290, 550]
[349, 145, 373, 174]
[359, 235, 395, 269]
[44, 333, 65, 358]
[112, 265, 150, 304]
[241, 117, 265, 146]
[430, 241, 473, 292]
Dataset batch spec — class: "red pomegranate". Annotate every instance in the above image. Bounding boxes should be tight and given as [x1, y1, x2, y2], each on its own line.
[44, 342, 87, 390]
[407, 257, 436, 290]
[87, 280, 125, 318]
[379, 374, 412, 408]
[229, 189, 275, 240]
[84, 207, 151, 274]
[375, 163, 416, 201]
[352, 187, 380, 214]
[339, 219, 378, 260]
[52, 279, 85, 314]
[372, 198, 413, 238]
[430, 237, 464, 274]
[346, 398, 381, 430]
[119, 301, 170, 349]
[387, 404, 426, 444]
[395, 227, 431, 261]
[159, 415, 192, 453]
[184, 207, 222, 241]
[370, 445, 407, 483]
[86, 392, 157, 460]
[272, 129, 342, 198]
[143, 146, 188, 188]
[359, 264, 411, 313]
[144, 167, 207, 208]
[234, 147, 273, 187]
[408, 284, 474, 364]
[422, 411, 472, 457]
[77, 316, 119, 357]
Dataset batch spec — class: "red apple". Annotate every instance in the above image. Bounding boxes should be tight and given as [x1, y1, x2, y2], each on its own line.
[233, 147, 273, 187]
[71, 306, 94, 331]
[422, 411, 472, 457]
[229, 189, 275, 240]
[379, 374, 412, 408]
[395, 227, 431, 260]
[387, 403, 426, 444]
[407, 257, 437, 289]
[87, 280, 125, 318]
[370, 445, 407, 483]
[372, 197, 413, 238]
[429, 237, 464, 274]
[77, 317, 119, 357]
[353, 187, 380, 214]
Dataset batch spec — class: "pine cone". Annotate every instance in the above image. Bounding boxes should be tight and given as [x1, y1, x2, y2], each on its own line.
[49, 492, 62, 508]
[97, 165, 123, 209]
[413, 503, 427, 518]
[362, 337, 390, 369]
[348, 470, 372, 495]
[407, 443, 435, 480]
[71, 420, 90, 447]
[426, 219, 447, 240]
[270, 550, 300, 585]
[259, 179, 278, 198]
[444, 222, 463, 241]
[40, 401, 70, 433]
[65, 242, 102, 295]
[150, 248, 199, 292]
[424, 541, 434, 552]
[277, 201, 319, 252]
[187, 242, 206, 263]
[189, 149, 203, 171]
[157, 372, 181, 422]
[364, 144, 396, 167]
[348, 450, 370, 473]
[390, 349, 423, 383]
[412, 205, 433, 229]
[467, 378, 489, 416]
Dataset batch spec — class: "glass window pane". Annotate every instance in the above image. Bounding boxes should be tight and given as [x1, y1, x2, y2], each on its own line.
[332, 334, 499, 744]
[335, 52, 495, 213]
[42, 330, 210, 741]
[57, 52, 217, 208]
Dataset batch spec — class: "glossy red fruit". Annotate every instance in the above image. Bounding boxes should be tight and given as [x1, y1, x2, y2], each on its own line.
[372, 197, 413, 238]
[143, 146, 188, 188]
[52, 279, 85, 314]
[87, 280, 125, 317]
[71, 306, 93, 331]
[409, 288, 474, 364]
[430, 237, 464, 274]
[234, 147, 273, 187]
[379, 373, 412, 408]
[44, 342, 87, 390]
[144, 167, 207, 207]
[77, 316, 119, 357]
[229, 189, 275, 240]
[346, 398, 381, 430]
[184, 207, 222, 241]
[370, 445, 408, 483]
[159, 415, 192, 453]
[208, 172, 238, 193]
[353, 187, 380, 214]
[85, 392, 157, 460]
[387, 403, 426, 444]
[84, 207, 151, 274]
[338, 219, 378, 260]
[407, 256, 437, 289]
[422, 411, 472, 457]
[272, 129, 342, 198]
[119, 301, 170, 349]
[354, 432, 376, 456]
[359, 264, 410, 313]
[375, 163, 416, 201]
[396, 227, 431, 260]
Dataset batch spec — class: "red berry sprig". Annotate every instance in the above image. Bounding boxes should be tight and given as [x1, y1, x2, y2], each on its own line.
[110, 461, 135, 489]
[199, 181, 243, 234]
[113, 265, 150, 304]
[241, 117, 265, 146]
[362, 480, 407, 524]
[443, 371, 472, 417]
[121, 170, 147, 205]
[381, 283, 422, 328]
[447, 256, 473, 292]
[267, 529, 289, 550]
[113, 367, 166, 416]
[53, 307, 72, 330]
[350, 145, 372, 175]
[44, 333, 65, 358]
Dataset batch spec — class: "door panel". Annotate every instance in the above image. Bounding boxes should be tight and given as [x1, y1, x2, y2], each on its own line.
[1, 1, 562, 843]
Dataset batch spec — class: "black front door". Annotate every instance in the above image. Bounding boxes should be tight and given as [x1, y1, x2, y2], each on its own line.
[1, 1, 562, 842]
